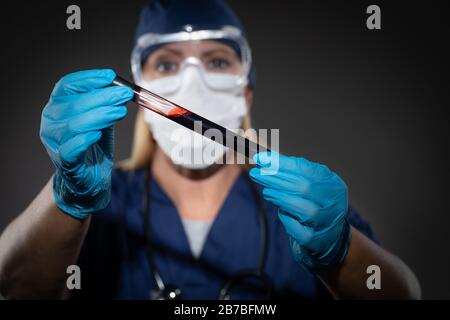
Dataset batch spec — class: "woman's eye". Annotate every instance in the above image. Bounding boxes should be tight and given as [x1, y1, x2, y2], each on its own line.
[207, 58, 230, 70]
[156, 61, 178, 74]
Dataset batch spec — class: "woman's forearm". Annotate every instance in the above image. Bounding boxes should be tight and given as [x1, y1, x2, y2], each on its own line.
[319, 227, 421, 299]
[0, 177, 90, 299]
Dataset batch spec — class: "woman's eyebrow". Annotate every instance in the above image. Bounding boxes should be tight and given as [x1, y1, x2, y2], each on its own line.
[156, 47, 184, 56]
[202, 48, 236, 57]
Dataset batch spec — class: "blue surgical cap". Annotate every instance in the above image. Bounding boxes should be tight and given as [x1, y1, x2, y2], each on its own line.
[133, 0, 256, 88]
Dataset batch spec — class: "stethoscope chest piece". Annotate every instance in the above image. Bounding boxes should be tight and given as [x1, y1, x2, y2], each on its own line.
[150, 284, 182, 300]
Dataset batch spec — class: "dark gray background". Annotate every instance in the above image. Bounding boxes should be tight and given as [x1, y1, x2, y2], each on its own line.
[0, 0, 448, 298]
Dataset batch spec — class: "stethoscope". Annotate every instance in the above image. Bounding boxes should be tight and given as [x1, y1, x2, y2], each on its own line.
[141, 168, 275, 300]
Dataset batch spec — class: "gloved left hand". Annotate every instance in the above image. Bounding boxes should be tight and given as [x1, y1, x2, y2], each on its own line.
[249, 152, 351, 274]
[40, 69, 133, 219]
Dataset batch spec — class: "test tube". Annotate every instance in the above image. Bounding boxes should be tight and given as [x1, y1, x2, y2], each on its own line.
[112, 75, 270, 160]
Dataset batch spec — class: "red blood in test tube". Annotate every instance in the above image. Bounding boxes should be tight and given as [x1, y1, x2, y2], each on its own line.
[167, 106, 191, 117]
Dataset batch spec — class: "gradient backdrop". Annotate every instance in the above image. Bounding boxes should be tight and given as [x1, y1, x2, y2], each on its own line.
[0, 0, 448, 298]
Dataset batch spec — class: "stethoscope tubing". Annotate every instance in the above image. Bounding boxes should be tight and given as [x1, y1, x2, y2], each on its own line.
[141, 167, 275, 300]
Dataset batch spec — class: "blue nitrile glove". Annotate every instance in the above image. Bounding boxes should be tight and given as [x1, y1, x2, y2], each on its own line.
[40, 69, 134, 219]
[249, 152, 351, 274]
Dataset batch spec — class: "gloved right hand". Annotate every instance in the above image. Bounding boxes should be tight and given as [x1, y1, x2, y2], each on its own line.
[40, 69, 134, 219]
[250, 152, 351, 274]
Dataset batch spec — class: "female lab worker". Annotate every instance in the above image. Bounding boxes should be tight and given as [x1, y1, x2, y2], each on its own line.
[0, 0, 420, 299]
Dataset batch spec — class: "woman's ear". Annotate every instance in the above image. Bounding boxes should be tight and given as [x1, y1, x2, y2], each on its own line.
[244, 87, 254, 110]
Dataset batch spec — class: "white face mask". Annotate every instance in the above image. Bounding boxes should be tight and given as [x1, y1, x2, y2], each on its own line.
[140, 66, 247, 170]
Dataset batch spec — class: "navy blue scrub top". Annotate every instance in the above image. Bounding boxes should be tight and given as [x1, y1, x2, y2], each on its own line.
[73, 168, 377, 300]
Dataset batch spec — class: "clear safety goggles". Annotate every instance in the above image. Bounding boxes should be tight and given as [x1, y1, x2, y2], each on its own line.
[131, 25, 252, 90]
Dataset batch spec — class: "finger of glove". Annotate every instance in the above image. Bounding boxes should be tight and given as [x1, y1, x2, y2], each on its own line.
[264, 187, 341, 228]
[58, 131, 103, 167]
[40, 105, 124, 153]
[51, 69, 117, 97]
[278, 211, 314, 245]
[250, 167, 309, 191]
[253, 151, 332, 180]
[57, 105, 126, 145]
[262, 187, 321, 226]
[250, 167, 344, 207]
[45, 86, 133, 120]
